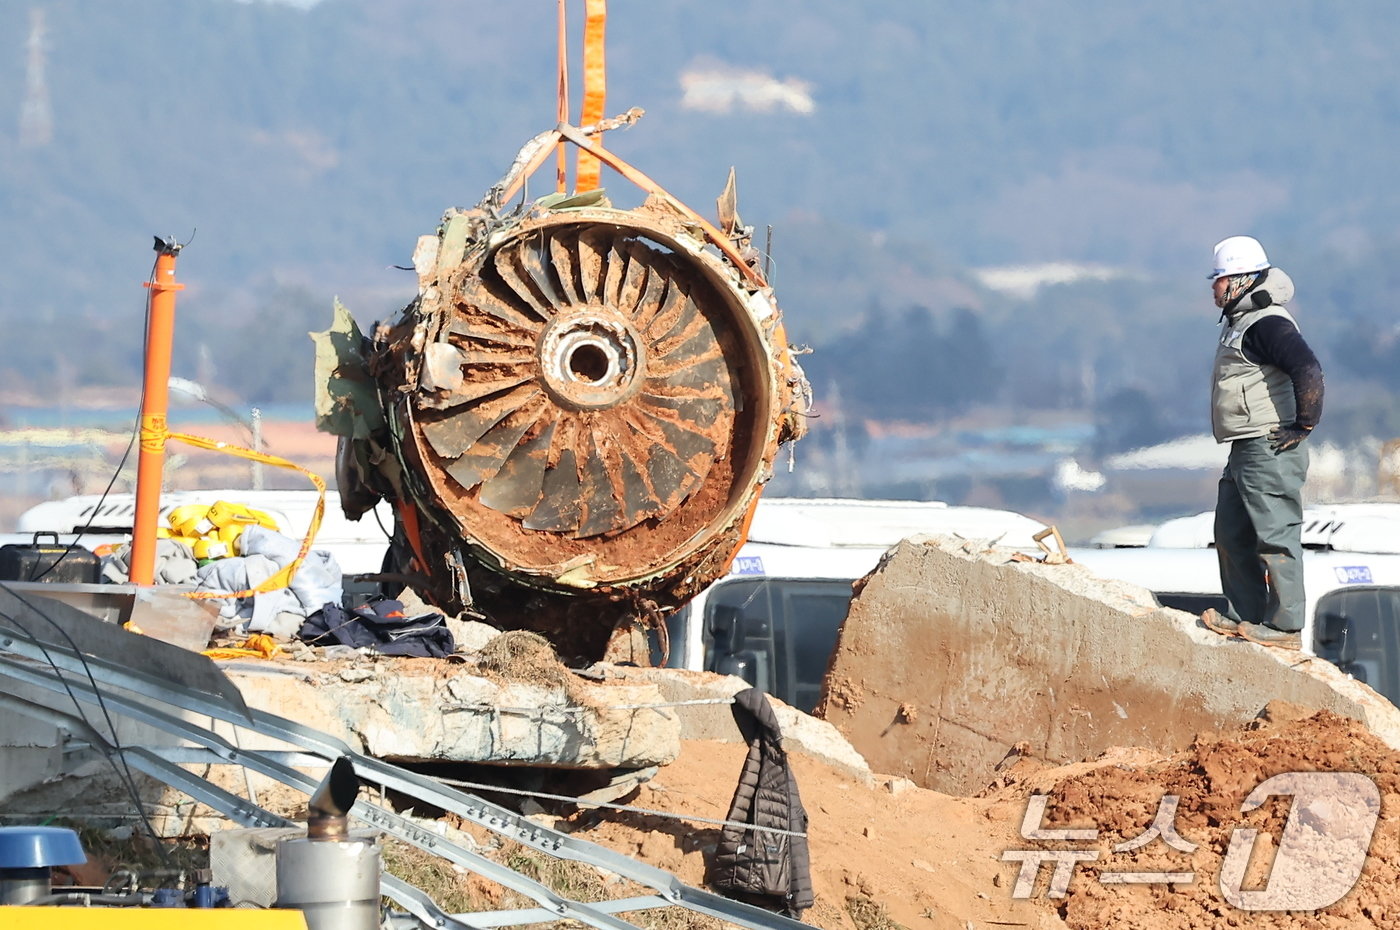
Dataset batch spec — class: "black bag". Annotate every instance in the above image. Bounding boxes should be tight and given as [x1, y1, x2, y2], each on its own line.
[298, 596, 456, 658]
[0, 532, 102, 584]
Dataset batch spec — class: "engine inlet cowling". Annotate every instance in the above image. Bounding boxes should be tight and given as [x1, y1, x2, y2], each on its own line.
[334, 198, 807, 655]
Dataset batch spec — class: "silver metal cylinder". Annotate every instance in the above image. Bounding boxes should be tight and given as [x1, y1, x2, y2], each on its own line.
[0, 868, 50, 906]
[275, 833, 381, 930]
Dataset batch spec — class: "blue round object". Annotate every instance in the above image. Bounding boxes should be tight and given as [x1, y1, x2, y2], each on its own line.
[0, 827, 87, 868]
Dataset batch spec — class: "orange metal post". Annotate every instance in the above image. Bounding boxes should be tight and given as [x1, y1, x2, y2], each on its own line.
[129, 238, 185, 586]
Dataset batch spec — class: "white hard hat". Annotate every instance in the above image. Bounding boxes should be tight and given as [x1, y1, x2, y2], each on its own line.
[1210, 236, 1270, 280]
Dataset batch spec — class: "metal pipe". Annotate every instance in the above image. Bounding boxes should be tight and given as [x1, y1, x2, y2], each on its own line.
[250, 406, 264, 490]
[306, 756, 358, 841]
[129, 237, 185, 585]
[277, 757, 381, 930]
[275, 839, 381, 930]
[0, 869, 49, 906]
[19, 891, 151, 907]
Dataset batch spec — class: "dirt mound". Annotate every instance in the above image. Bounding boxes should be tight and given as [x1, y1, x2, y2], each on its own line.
[560, 739, 1058, 930]
[979, 704, 1400, 929]
[549, 705, 1400, 929]
[52, 697, 1400, 929]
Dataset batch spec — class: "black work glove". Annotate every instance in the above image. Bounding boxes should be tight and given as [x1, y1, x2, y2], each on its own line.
[1268, 423, 1311, 453]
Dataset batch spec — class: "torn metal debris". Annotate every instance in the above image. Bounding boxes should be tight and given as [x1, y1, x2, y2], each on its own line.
[319, 131, 809, 657]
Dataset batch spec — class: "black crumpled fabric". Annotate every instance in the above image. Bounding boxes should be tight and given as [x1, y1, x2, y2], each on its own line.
[708, 687, 814, 917]
[298, 597, 456, 658]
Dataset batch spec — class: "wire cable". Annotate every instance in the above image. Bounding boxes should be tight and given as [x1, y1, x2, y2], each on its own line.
[0, 252, 162, 836]
[0, 588, 167, 853]
[371, 503, 393, 542]
[23, 428, 137, 582]
[0, 581, 172, 865]
[431, 773, 806, 839]
[24, 254, 158, 582]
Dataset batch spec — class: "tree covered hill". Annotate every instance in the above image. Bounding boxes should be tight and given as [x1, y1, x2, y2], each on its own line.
[2, 0, 1400, 427]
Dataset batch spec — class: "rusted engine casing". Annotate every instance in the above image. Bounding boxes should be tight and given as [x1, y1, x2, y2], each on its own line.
[340, 197, 806, 655]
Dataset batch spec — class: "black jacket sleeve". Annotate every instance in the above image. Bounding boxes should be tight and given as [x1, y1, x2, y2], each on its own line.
[1241, 316, 1324, 429]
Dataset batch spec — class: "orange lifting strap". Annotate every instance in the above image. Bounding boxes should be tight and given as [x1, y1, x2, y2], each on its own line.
[575, 0, 608, 192]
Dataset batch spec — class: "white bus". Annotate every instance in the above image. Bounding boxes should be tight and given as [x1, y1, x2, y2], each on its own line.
[9, 492, 1050, 713]
[20, 491, 1400, 709]
[8, 489, 394, 576]
[658, 498, 1051, 712]
[1072, 503, 1400, 704]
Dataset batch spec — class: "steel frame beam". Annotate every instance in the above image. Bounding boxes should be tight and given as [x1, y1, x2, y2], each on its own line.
[0, 618, 805, 930]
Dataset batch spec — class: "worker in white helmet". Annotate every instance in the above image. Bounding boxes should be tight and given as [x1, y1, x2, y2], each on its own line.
[1200, 236, 1324, 650]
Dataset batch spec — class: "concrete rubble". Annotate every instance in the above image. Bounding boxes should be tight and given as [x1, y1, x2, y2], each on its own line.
[609, 665, 873, 782]
[220, 658, 681, 769]
[10, 528, 1400, 928]
[9, 529, 1397, 825]
[817, 533, 1400, 796]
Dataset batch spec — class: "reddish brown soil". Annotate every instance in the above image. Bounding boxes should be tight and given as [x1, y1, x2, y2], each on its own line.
[980, 704, 1400, 929]
[565, 737, 1055, 930]
[559, 705, 1400, 929]
[203, 644, 1400, 927]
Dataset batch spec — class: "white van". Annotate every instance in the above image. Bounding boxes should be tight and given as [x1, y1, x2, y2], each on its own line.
[1071, 503, 1400, 705]
[12, 491, 1054, 712]
[660, 498, 1051, 712]
[9, 489, 394, 575]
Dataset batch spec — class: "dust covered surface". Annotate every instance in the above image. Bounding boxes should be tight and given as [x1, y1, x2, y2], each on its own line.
[49, 701, 1400, 929]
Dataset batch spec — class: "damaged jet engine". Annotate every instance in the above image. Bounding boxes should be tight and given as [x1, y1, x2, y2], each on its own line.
[318, 136, 808, 659]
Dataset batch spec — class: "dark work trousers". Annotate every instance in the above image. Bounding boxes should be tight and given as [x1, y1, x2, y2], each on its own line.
[1214, 436, 1309, 632]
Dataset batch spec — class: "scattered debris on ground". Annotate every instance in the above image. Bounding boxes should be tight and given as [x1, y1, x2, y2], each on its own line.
[11, 534, 1400, 927]
[19, 658, 1400, 928]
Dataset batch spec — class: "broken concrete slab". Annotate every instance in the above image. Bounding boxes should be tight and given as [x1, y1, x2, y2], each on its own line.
[446, 617, 501, 654]
[221, 658, 680, 769]
[0, 652, 681, 833]
[609, 666, 872, 783]
[818, 534, 1400, 796]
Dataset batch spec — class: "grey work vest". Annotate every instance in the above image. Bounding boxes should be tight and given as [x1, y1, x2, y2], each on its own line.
[1211, 306, 1299, 442]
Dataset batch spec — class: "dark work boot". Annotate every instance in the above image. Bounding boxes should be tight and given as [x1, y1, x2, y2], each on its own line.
[1201, 608, 1241, 637]
[1238, 621, 1302, 651]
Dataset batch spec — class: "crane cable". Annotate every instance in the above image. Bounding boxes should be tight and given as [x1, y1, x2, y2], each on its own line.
[555, 0, 569, 192]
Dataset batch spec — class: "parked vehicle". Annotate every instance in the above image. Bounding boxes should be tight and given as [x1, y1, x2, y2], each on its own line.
[21, 489, 1400, 709]
[8, 489, 394, 575]
[1071, 503, 1400, 705]
[659, 498, 1051, 712]
[667, 500, 1400, 714]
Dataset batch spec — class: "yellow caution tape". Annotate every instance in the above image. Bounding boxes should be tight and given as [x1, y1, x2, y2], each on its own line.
[164, 432, 326, 600]
[203, 633, 282, 661]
